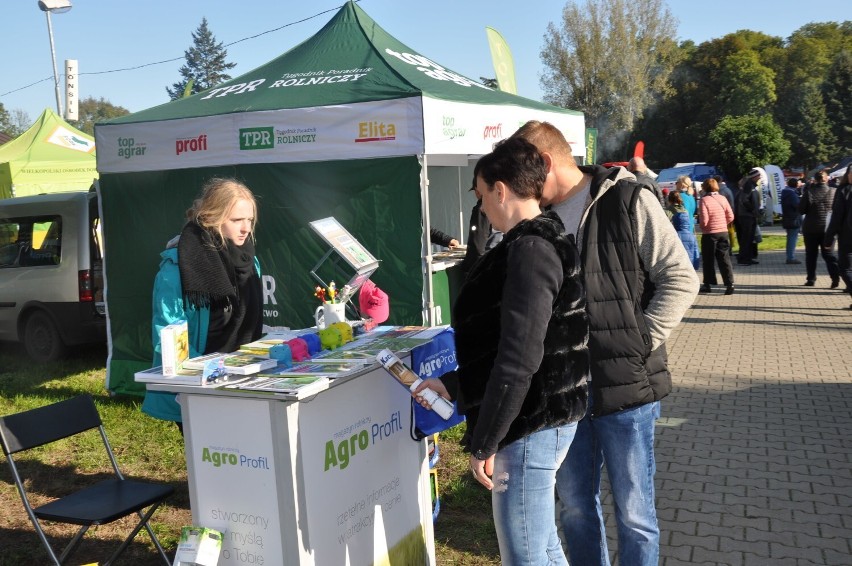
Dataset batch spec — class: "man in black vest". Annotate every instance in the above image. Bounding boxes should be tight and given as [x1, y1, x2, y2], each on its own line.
[513, 121, 698, 566]
[628, 156, 664, 207]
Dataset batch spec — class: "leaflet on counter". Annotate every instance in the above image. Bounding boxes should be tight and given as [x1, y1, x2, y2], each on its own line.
[223, 376, 330, 398]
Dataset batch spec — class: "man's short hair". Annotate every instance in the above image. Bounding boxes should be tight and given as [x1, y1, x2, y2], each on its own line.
[511, 120, 575, 162]
[786, 178, 798, 188]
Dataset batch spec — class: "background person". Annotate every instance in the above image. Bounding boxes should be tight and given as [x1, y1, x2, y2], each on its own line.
[457, 176, 503, 277]
[628, 156, 664, 206]
[414, 137, 589, 566]
[780, 178, 802, 264]
[429, 227, 459, 248]
[734, 169, 762, 265]
[142, 177, 264, 433]
[698, 178, 735, 295]
[713, 175, 737, 254]
[823, 164, 852, 307]
[665, 190, 700, 270]
[798, 169, 839, 287]
[675, 175, 697, 228]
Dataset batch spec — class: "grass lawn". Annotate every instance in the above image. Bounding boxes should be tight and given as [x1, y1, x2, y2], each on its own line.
[0, 342, 497, 565]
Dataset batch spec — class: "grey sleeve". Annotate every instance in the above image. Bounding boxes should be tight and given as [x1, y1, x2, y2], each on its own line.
[632, 190, 699, 349]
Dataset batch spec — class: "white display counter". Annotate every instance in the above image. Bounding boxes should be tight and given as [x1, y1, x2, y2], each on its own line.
[149, 354, 436, 566]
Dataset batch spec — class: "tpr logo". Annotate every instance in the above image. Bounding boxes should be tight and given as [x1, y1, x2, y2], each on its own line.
[239, 127, 274, 150]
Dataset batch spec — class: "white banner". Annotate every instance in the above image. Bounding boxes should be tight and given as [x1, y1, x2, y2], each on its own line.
[421, 97, 586, 157]
[95, 95, 586, 173]
[65, 59, 78, 122]
[763, 164, 784, 215]
[95, 98, 425, 173]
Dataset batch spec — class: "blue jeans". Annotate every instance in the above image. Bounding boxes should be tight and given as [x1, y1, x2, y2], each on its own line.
[492, 424, 577, 566]
[785, 228, 799, 261]
[556, 401, 660, 566]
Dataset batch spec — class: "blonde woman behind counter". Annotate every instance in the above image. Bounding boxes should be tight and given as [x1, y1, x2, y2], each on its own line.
[142, 177, 264, 434]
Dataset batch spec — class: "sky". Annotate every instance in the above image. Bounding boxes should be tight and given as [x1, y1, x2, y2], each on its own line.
[1, 0, 848, 125]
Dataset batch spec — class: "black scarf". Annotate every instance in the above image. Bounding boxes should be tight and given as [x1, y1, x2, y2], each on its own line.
[177, 221, 263, 352]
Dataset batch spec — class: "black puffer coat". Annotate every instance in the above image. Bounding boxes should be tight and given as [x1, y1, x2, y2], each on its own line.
[452, 210, 589, 458]
[799, 183, 836, 234]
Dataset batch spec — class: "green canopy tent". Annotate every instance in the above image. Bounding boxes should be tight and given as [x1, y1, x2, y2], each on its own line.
[0, 108, 98, 198]
[95, 1, 584, 396]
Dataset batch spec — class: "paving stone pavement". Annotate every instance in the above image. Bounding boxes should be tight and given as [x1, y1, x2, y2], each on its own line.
[643, 245, 852, 565]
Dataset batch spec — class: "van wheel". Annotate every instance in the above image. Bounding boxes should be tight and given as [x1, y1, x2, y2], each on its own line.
[24, 311, 67, 363]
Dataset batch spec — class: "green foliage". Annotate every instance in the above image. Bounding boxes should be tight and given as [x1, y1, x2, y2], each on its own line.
[708, 114, 791, 178]
[718, 50, 777, 116]
[541, 0, 678, 156]
[166, 17, 236, 101]
[0, 103, 30, 138]
[0, 103, 11, 137]
[784, 81, 836, 170]
[823, 50, 852, 155]
[68, 96, 130, 136]
[629, 21, 850, 170]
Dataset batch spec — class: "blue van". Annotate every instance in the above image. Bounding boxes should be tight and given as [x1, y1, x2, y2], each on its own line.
[656, 163, 722, 194]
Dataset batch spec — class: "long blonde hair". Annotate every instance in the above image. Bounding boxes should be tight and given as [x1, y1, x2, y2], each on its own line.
[186, 177, 257, 246]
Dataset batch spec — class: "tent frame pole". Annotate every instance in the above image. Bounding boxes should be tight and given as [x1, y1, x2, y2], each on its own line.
[419, 154, 436, 326]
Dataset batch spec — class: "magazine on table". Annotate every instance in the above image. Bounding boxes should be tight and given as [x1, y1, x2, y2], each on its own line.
[134, 366, 252, 387]
[223, 375, 330, 398]
[182, 352, 278, 375]
[310, 348, 378, 363]
[256, 361, 365, 379]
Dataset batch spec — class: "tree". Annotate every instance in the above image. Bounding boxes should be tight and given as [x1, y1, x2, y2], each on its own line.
[782, 81, 835, 170]
[718, 50, 776, 117]
[707, 114, 791, 179]
[0, 104, 30, 138]
[0, 103, 12, 137]
[540, 0, 679, 153]
[69, 97, 130, 136]
[822, 49, 852, 156]
[166, 18, 236, 101]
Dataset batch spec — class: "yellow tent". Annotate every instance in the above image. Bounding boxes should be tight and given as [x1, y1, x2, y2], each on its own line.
[0, 108, 98, 199]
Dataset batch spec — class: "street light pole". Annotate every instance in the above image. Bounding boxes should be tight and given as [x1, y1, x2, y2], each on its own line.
[37, 0, 72, 116]
[43, 10, 63, 116]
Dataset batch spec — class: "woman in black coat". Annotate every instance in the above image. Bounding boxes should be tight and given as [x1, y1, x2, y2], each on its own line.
[414, 138, 589, 565]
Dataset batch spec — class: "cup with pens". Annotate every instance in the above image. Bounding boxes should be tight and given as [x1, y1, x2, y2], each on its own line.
[314, 281, 347, 329]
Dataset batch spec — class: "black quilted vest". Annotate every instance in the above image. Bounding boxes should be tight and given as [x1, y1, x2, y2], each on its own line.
[453, 210, 589, 451]
[580, 168, 671, 416]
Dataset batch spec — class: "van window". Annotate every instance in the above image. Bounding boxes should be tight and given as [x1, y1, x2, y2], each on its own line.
[0, 216, 62, 268]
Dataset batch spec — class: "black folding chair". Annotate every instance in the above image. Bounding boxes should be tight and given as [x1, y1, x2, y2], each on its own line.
[0, 394, 174, 565]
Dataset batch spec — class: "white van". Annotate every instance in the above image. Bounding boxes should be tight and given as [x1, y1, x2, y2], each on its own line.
[0, 192, 105, 361]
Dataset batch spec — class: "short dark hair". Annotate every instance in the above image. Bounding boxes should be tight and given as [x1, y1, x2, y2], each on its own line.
[475, 137, 546, 200]
[786, 178, 798, 188]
